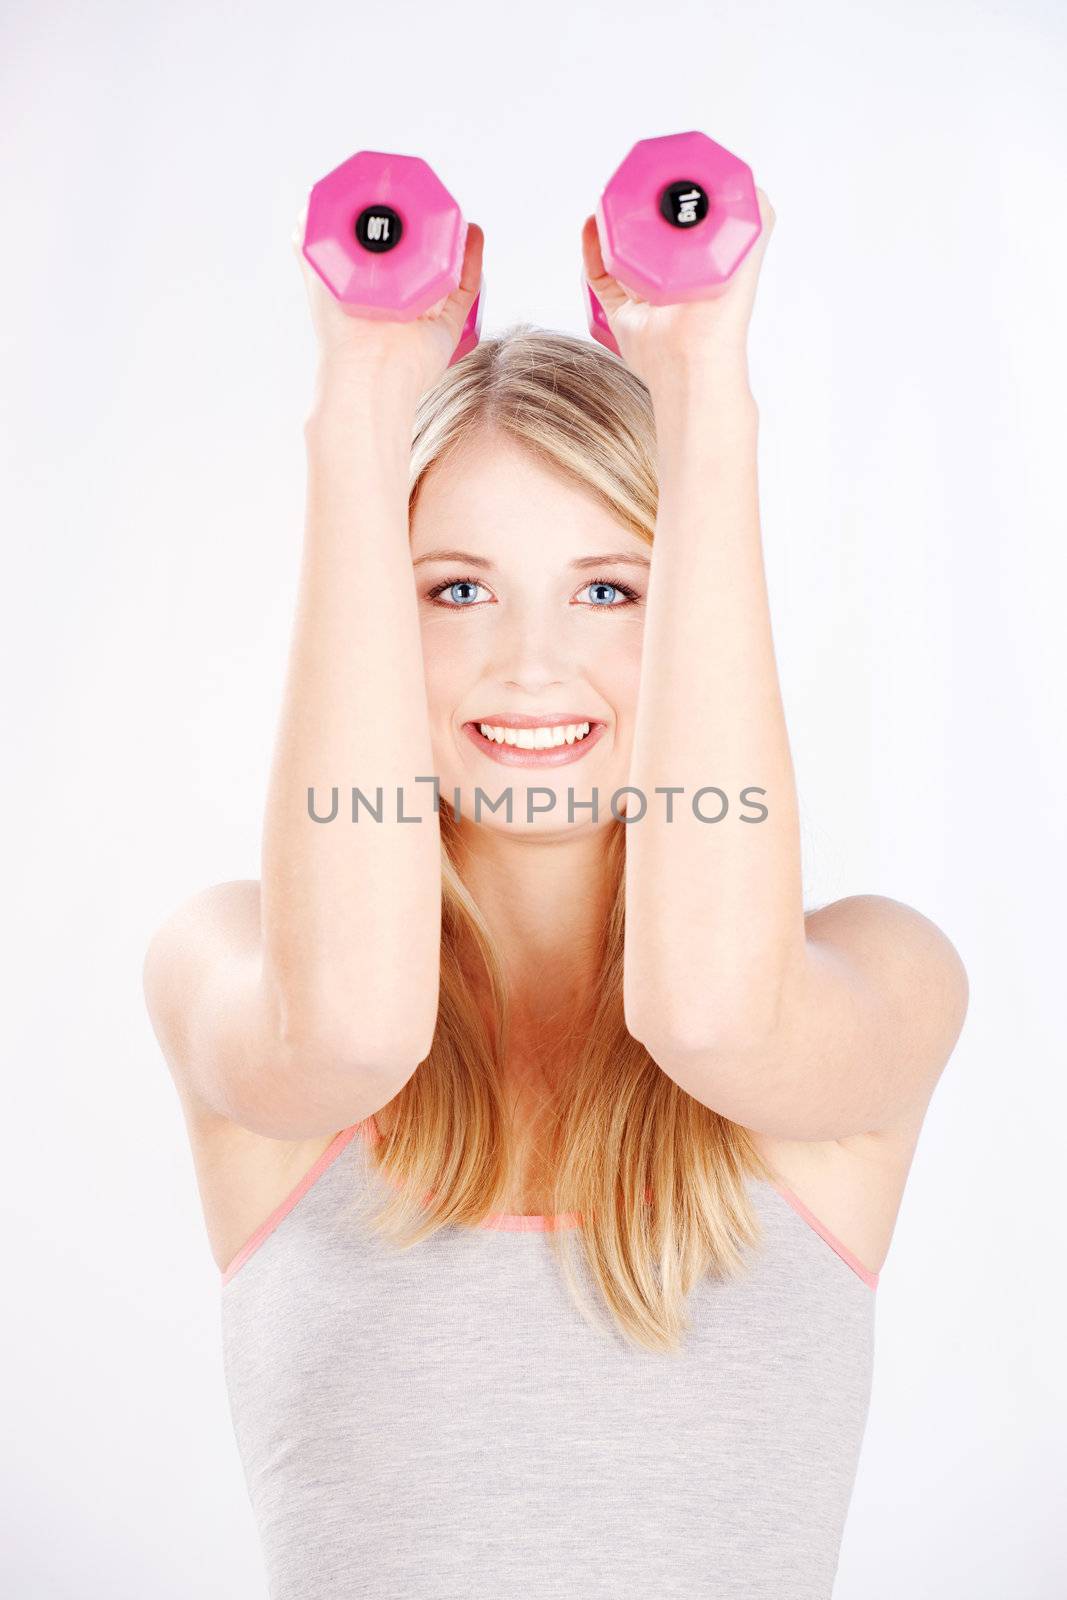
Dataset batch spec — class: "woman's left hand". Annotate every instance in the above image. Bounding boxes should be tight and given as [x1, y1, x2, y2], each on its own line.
[580, 188, 775, 391]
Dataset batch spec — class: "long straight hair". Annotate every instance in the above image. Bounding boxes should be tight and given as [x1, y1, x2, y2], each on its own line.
[345, 326, 776, 1354]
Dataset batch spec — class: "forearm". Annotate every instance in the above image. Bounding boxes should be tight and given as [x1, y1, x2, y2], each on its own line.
[260, 371, 441, 1069]
[623, 362, 805, 1050]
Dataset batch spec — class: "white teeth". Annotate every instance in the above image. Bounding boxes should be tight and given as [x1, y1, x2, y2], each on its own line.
[477, 720, 592, 749]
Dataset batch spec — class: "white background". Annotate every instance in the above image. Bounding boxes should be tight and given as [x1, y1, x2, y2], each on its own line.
[3, 0, 1064, 1594]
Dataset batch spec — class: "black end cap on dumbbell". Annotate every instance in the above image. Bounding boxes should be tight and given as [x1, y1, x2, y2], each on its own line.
[658, 180, 710, 229]
[354, 204, 404, 253]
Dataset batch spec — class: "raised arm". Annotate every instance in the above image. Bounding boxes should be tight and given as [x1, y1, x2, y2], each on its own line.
[582, 197, 968, 1142]
[143, 217, 485, 1139]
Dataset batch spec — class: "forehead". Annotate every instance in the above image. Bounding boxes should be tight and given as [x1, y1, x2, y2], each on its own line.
[410, 431, 647, 565]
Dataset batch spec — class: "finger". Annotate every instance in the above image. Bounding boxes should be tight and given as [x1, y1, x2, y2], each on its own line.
[754, 188, 776, 233]
[434, 222, 484, 334]
[456, 221, 484, 299]
[581, 212, 632, 316]
[291, 198, 309, 258]
[580, 214, 609, 288]
[738, 189, 776, 279]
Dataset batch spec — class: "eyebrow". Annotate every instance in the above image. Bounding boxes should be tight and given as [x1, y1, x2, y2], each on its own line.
[412, 547, 651, 570]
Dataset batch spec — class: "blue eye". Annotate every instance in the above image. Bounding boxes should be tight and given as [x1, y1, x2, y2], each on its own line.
[426, 577, 488, 607]
[424, 575, 642, 610]
[579, 579, 641, 608]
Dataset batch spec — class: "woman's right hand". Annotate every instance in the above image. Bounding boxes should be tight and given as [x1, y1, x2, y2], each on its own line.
[291, 200, 484, 402]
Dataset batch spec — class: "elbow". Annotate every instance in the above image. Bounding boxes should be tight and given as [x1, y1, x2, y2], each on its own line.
[227, 997, 436, 1140]
[266, 974, 438, 1082]
[223, 1030, 430, 1142]
[624, 1023, 779, 1132]
[626, 992, 785, 1064]
[624, 1010, 803, 1136]
[628, 1020, 769, 1097]
[625, 945, 801, 1060]
[273, 1015, 436, 1086]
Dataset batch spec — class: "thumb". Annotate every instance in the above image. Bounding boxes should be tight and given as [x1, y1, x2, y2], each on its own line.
[581, 214, 627, 313]
[433, 220, 485, 338]
[290, 198, 309, 260]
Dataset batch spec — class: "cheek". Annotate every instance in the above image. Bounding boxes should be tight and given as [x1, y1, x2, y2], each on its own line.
[595, 620, 645, 718]
[418, 615, 474, 717]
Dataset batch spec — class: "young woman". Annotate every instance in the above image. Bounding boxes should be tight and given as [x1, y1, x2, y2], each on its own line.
[144, 193, 968, 1598]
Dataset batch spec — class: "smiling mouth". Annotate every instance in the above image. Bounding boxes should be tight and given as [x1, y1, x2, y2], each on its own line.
[462, 715, 607, 766]
[475, 719, 594, 749]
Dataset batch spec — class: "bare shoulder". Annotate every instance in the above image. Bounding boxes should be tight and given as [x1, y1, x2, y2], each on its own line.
[805, 892, 970, 1028]
[143, 878, 261, 1014]
[142, 878, 262, 1084]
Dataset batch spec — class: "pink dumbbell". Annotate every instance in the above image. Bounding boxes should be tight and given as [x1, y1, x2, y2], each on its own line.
[585, 130, 761, 357]
[302, 149, 483, 365]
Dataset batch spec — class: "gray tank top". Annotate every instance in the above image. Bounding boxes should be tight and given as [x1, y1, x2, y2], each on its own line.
[220, 1116, 877, 1599]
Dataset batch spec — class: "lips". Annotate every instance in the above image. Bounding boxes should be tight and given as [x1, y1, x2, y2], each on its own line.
[471, 712, 600, 728]
[462, 716, 607, 767]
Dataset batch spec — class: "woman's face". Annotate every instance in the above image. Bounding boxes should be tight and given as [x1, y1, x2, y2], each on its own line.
[410, 429, 650, 837]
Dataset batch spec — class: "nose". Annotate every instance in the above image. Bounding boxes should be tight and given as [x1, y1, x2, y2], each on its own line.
[494, 602, 570, 696]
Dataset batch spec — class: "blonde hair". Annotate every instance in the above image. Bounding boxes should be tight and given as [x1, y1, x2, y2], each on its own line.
[349, 326, 775, 1354]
